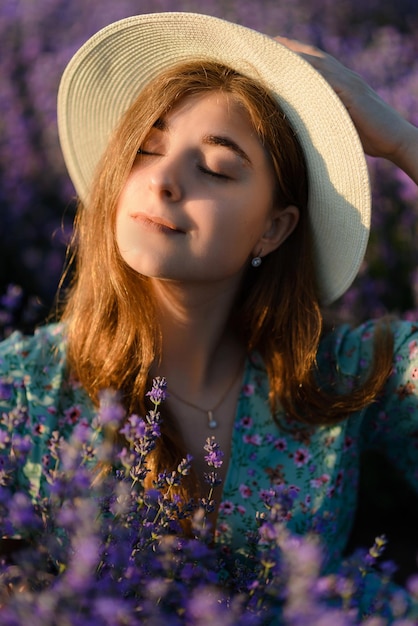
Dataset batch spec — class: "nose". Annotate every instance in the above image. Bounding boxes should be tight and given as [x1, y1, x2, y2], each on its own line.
[148, 159, 183, 202]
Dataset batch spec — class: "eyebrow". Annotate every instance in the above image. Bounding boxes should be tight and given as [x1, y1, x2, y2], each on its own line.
[152, 120, 252, 166]
[202, 135, 252, 166]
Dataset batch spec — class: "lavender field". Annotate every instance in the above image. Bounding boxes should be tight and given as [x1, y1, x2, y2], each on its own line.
[1, 0, 418, 326]
[1, 1, 418, 623]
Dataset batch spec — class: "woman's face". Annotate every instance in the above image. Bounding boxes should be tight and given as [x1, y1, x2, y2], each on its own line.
[116, 90, 298, 286]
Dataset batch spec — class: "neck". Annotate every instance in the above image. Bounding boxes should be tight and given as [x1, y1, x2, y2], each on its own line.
[150, 277, 245, 393]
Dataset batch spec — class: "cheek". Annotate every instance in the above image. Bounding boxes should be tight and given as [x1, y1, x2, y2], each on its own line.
[207, 214, 261, 269]
[228, 191, 274, 243]
[115, 206, 136, 261]
[115, 181, 140, 252]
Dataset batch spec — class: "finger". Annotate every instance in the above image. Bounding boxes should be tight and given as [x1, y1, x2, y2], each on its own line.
[274, 36, 324, 59]
[273, 36, 334, 78]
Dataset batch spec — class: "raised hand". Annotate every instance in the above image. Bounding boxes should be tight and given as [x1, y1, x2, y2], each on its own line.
[275, 36, 418, 183]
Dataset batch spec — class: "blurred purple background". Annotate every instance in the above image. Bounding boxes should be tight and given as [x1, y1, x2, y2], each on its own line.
[1, 0, 418, 327]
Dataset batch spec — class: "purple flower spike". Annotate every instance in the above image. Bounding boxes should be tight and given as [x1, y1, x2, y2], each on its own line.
[146, 376, 168, 406]
[178, 454, 193, 477]
[119, 413, 147, 440]
[204, 436, 224, 468]
[0, 379, 13, 401]
[98, 389, 125, 426]
[0, 284, 23, 311]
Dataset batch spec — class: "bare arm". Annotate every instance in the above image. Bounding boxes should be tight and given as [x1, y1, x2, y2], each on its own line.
[275, 36, 418, 185]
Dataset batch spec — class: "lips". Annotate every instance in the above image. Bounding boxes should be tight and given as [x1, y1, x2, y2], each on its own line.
[130, 212, 186, 234]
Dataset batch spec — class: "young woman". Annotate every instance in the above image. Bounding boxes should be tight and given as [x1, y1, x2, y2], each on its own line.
[1, 13, 418, 574]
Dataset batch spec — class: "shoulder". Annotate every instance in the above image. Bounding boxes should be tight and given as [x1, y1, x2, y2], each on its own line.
[318, 318, 418, 379]
[0, 323, 68, 380]
[0, 322, 67, 354]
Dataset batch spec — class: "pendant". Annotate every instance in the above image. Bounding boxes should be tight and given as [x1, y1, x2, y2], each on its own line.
[207, 410, 218, 429]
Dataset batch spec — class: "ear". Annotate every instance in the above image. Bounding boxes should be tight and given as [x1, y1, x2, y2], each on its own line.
[254, 205, 299, 257]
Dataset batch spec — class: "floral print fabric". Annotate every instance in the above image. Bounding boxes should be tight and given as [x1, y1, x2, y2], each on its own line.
[1, 320, 418, 571]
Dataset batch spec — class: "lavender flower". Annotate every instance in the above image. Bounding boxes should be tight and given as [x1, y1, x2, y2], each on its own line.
[0, 284, 23, 311]
[119, 413, 147, 441]
[0, 374, 417, 624]
[146, 376, 168, 405]
[96, 388, 125, 427]
[204, 436, 224, 468]
[0, 379, 13, 401]
[2, 7, 418, 619]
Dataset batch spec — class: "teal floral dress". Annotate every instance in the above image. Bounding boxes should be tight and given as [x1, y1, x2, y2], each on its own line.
[1, 320, 418, 574]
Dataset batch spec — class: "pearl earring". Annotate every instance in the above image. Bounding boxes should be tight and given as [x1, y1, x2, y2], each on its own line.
[251, 254, 262, 268]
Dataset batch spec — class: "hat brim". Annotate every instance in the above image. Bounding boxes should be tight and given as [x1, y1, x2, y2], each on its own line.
[57, 12, 370, 305]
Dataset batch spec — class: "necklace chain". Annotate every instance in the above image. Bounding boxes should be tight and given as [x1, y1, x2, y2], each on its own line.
[168, 364, 243, 429]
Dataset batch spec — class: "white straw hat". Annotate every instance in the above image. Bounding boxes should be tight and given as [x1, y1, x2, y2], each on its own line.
[57, 12, 371, 305]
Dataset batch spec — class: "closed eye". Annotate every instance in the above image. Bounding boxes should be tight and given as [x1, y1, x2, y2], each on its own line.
[136, 149, 231, 180]
[198, 165, 231, 180]
[137, 148, 158, 156]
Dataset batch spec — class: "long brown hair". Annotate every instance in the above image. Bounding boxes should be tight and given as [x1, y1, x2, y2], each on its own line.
[61, 60, 392, 489]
